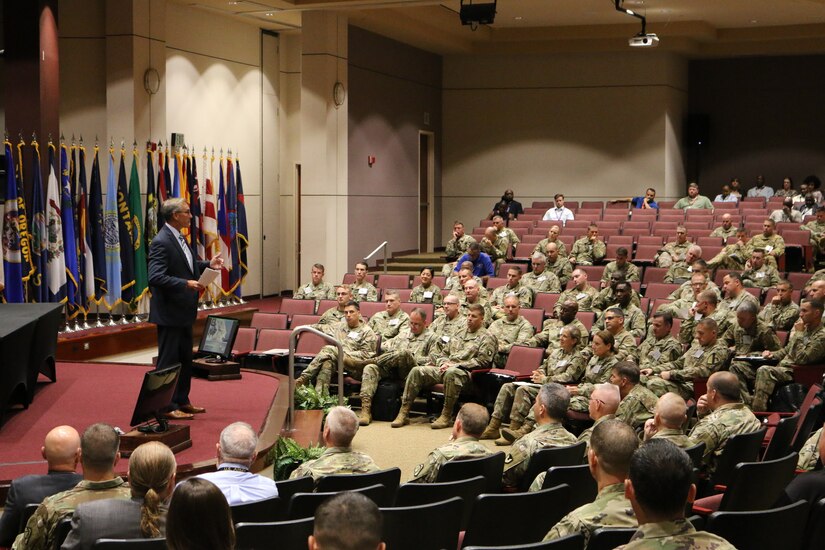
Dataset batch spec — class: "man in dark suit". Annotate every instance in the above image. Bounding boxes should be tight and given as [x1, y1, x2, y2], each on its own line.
[149, 198, 223, 420]
[0, 426, 82, 546]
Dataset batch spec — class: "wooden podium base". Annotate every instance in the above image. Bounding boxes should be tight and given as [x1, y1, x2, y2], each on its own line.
[193, 358, 242, 381]
[119, 424, 192, 458]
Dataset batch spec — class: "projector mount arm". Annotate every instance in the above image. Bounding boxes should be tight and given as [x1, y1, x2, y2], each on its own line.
[615, 0, 647, 36]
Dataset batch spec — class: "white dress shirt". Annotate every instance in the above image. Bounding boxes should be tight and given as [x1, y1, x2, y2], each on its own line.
[542, 207, 575, 224]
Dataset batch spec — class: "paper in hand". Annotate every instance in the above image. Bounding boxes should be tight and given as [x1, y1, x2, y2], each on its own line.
[198, 268, 221, 287]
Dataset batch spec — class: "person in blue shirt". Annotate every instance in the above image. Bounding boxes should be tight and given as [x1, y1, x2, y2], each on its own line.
[454, 242, 495, 285]
[611, 188, 658, 210]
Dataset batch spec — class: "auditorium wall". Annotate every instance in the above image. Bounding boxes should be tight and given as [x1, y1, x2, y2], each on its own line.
[440, 51, 688, 244]
[687, 55, 825, 195]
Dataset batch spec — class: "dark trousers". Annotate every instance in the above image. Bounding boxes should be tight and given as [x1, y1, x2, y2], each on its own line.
[157, 324, 194, 408]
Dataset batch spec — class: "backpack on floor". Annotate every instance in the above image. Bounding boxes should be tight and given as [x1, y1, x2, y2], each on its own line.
[371, 380, 403, 421]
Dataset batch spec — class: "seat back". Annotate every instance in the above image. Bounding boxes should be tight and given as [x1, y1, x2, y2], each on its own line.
[279, 298, 317, 316]
[503, 346, 546, 378]
[520, 309, 545, 332]
[315, 467, 401, 505]
[763, 413, 800, 461]
[234, 517, 314, 550]
[250, 312, 288, 330]
[20, 503, 39, 534]
[436, 451, 506, 494]
[377, 274, 411, 290]
[289, 314, 321, 329]
[287, 484, 387, 519]
[534, 293, 560, 314]
[710, 427, 767, 487]
[358, 301, 386, 320]
[804, 497, 825, 550]
[230, 495, 285, 524]
[684, 441, 706, 468]
[792, 384, 824, 451]
[380, 497, 463, 550]
[316, 299, 339, 316]
[719, 453, 797, 512]
[274, 476, 314, 503]
[464, 534, 586, 550]
[232, 326, 258, 355]
[395, 476, 486, 530]
[706, 500, 809, 550]
[254, 329, 291, 352]
[542, 464, 597, 511]
[92, 540, 167, 549]
[462, 485, 572, 548]
[55, 517, 73, 550]
[518, 442, 587, 491]
[586, 527, 636, 550]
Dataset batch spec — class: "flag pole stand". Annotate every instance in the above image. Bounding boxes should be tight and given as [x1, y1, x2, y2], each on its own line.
[120, 304, 132, 324]
[106, 304, 118, 327]
[94, 301, 105, 328]
[61, 305, 76, 333]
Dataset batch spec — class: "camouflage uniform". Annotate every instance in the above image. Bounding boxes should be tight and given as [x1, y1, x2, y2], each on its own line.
[522, 270, 561, 293]
[707, 240, 752, 271]
[539, 347, 588, 384]
[569, 237, 606, 266]
[723, 292, 761, 316]
[663, 262, 694, 284]
[749, 233, 785, 268]
[678, 309, 732, 345]
[490, 283, 534, 310]
[526, 318, 589, 353]
[741, 264, 781, 288]
[725, 319, 782, 402]
[556, 284, 598, 315]
[502, 422, 577, 489]
[361, 328, 439, 399]
[445, 234, 476, 260]
[316, 307, 345, 334]
[409, 284, 443, 306]
[448, 277, 489, 300]
[429, 312, 467, 350]
[460, 300, 493, 327]
[688, 403, 761, 475]
[409, 436, 491, 483]
[592, 288, 641, 314]
[534, 238, 567, 258]
[797, 427, 822, 471]
[294, 281, 335, 302]
[650, 427, 693, 448]
[576, 414, 616, 451]
[601, 261, 640, 284]
[617, 519, 736, 549]
[12, 478, 131, 550]
[299, 321, 379, 393]
[488, 316, 534, 367]
[544, 483, 637, 546]
[546, 257, 573, 287]
[656, 240, 690, 268]
[594, 304, 647, 340]
[368, 309, 410, 341]
[638, 334, 683, 372]
[709, 225, 738, 239]
[569, 354, 620, 412]
[802, 219, 825, 259]
[611, 329, 641, 364]
[645, 341, 729, 400]
[616, 384, 659, 430]
[666, 280, 720, 303]
[349, 281, 379, 303]
[758, 301, 800, 332]
[480, 235, 509, 263]
[752, 324, 825, 411]
[498, 227, 521, 247]
[289, 447, 380, 486]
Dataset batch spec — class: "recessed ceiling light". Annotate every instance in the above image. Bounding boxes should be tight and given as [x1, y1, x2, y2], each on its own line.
[514, 16, 523, 21]
[751, 19, 758, 24]
[266, 12, 276, 16]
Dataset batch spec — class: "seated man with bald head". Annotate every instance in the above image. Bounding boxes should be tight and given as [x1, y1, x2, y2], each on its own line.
[642, 393, 692, 448]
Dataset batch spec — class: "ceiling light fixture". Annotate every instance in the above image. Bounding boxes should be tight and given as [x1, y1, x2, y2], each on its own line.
[615, 0, 659, 48]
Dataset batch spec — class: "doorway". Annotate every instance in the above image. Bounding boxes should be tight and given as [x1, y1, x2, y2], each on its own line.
[418, 131, 435, 253]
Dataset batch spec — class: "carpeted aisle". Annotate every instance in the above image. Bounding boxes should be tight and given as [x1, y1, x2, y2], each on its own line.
[0, 362, 279, 481]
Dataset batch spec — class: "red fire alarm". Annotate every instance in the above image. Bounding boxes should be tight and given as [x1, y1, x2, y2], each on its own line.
[368, 155, 376, 167]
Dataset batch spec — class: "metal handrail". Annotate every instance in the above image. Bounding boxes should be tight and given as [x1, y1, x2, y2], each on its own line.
[364, 241, 389, 273]
[286, 326, 346, 432]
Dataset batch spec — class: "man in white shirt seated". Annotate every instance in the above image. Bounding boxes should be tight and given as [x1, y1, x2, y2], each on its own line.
[196, 422, 278, 505]
[542, 193, 575, 225]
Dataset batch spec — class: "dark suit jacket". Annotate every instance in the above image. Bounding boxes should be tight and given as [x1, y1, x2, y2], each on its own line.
[61, 497, 167, 550]
[0, 471, 82, 546]
[148, 225, 209, 326]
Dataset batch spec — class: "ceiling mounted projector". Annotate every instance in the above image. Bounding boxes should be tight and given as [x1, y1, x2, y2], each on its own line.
[460, 0, 497, 26]
[629, 33, 660, 47]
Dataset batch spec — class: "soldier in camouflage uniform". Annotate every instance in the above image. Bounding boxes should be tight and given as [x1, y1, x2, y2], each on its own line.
[600, 248, 640, 286]
[741, 249, 781, 288]
[533, 226, 568, 258]
[749, 218, 785, 268]
[611, 362, 658, 431]
[678, 289, 732, 345]
[444, 221, 476, 261]
[294, 263, 336, 302]
[358, 308, 438, 425]
[492, 215, 521, 247]
[526, 300, 589, 353]
[688, 372, 761, 475]
[753, 299, 825, 411]
[797, 425, 823, 471]
[665, 262, 720, 303]
[709, 213, 738, 240]
[655, 226, 691, 268]
[644, 318, 729, 400]
[658, 272, 712, 319]
[460, 280, 493, 327]
[489, 266, 534, 318]
[643, 393, 693, 448]
[556, 269, 598, 315]
[567, 330, 620, 413]
[391, 304, 497, 429]
[544, 420, 639, 545]
[13, 424, 131, 550]
[479, 226, 509, 265]
[315, 286, 352, 334]
[601, 307, 640, 364]
[638, 312, 683, 373]
[429, 294, 466, 348]
[296, 301, 379, 394]
[618, 439, 736, 550]
[488, 296, 534, 368]
[707, 228, 751, 272]
[544, 242, 573, 287]
[593, 283, 647, 339]
[348, 262, 379, 303]
[409, 403, 492, 483]
[289, 407, 380, 486]
[801, 206, 825, 262]
[592, 273, 641, 313]
[409, 267, 443, 307]
[758, 279, 799, 331]
[663, 245, 703, 284]
[522, 253, 561, 293]
[446, 266, 489, 301]
[368, 290, 410, 341]
[502, 383, 578, 490]
[568, 224, 606, 266]
[725, 301, 782, 404]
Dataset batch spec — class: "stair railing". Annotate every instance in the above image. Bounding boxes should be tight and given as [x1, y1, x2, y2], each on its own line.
[364, 241, 389, 273]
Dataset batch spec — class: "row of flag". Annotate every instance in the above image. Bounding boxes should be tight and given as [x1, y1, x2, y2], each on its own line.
[1, 138, 249, 319]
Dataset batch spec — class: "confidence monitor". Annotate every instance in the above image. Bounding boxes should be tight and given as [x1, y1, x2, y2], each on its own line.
[130, 364, 181, 433]
[198, 315, 240, 363]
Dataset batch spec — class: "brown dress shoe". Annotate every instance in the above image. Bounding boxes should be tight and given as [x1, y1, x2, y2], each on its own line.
[163, 410, 194, 420]
[179, 404, 206, 414]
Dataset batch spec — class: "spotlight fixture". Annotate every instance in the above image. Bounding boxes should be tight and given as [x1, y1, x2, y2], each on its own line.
[615, 0, 659, 48]
[460, 0, 497, 29]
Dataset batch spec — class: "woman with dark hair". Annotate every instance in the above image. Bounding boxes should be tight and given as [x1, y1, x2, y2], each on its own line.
[409, 267, 443, 306]
[567, 329, 618, 413]
[774, 176, 795, 198]
[166, 478, 235, 550]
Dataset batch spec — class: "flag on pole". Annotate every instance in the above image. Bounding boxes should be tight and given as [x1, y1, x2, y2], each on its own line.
[225, 156, 240, 296]
[145, 148, 159, 252]
[188, 151, 204, 260]
[235, 159, 249, 298]
[157, 148, 168, 203]
[172, 152, 180, 199]
[102, 148, 122, 310]
[129, 147, 148, 309]
[60, 143, 80, 315]
[76, 144, 95, 309]
[30, 141, 49, 303]
[117, 149, 136, 307]
[202, 151, 219, 260]
[46, 143, 67, 304]
[217, 155, 231, 293]
[163, 147, 172, 202]
[15, 139, 34, 298]
[89, 147, 107, 301]
[3, 140, 26, 302]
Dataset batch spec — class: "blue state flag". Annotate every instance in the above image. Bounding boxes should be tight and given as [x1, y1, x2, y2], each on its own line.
[102, 149, 122, 310]
[60, 143, 80, 315]
[2, 141, 25, 302]
[30, 142, 49, 303]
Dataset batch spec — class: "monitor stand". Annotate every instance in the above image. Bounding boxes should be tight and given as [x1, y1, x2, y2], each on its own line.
[193, 357, 241, 381]
[119, 423, 192, 458]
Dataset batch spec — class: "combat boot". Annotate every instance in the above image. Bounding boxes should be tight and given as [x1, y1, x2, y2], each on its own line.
[358, 396, 372, 426]
[391, 402, 411, 428]
[500, 419, 535, 443]
[295, 374, 310, 387]
[493, 419, 521, 445]
[480, 417, 502, 440]
[431, 396, 457, 429]
[315, 371, 331, 395]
